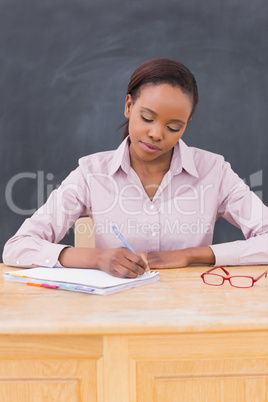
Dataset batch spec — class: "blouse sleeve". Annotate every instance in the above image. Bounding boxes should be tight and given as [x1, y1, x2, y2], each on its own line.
[2, 164, 90, 268]
[209, 160, 268, 266]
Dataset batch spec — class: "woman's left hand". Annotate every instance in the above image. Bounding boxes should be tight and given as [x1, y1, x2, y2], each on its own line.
[147, 246, 215, 269]
[147, 250, 190, 269]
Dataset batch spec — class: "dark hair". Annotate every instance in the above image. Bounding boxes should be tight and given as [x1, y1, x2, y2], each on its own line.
[121, 57, 199, 140]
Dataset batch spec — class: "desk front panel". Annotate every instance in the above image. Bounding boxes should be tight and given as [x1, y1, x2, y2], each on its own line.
[0, 332, 268, 401]
[0, 335, 102, 402]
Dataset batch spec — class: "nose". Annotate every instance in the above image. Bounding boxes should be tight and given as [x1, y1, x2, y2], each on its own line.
[148, 125, 164, 141]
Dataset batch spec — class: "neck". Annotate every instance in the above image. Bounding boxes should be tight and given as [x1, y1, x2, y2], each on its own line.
[129, 147, 173, 176]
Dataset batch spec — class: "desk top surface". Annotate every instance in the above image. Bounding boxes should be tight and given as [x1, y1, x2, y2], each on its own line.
[1, 264, 268, 335]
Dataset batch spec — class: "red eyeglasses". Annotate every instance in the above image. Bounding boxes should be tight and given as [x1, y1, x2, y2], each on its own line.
[201, 266, 267, 288]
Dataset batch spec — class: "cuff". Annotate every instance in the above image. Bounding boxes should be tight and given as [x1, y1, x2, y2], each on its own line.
[37, 243, 73, 268]
[209, 242, 240, 267]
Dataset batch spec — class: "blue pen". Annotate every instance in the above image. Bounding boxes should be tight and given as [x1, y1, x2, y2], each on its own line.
[112, 225, 136, 253]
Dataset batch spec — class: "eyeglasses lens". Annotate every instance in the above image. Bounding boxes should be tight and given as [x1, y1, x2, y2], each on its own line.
[229, 276, 253, 288]
[204, 274, 223, 285]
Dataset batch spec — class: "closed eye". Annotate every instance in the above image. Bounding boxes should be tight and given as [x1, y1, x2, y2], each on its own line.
[141, 115, 153, 123]
[141, 115, 181, 132]
[168, 126, 181, 132]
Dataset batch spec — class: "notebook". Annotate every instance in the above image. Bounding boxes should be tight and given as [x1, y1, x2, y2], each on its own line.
[4, 267, 159, 295]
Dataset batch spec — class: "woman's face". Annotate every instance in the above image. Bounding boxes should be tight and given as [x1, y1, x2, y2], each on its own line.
[124, 83, 193, 167]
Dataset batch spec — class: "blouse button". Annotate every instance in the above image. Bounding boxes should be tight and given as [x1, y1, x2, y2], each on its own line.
[45, 259, 50, 264]
[150, 205, 155, 210]
[16, 260, 20, 265]
[152, 232, 157, 237]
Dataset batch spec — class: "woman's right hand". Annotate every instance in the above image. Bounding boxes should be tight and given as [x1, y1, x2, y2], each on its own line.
[59, 246, 149, 278]
[96, 247, 149, 278]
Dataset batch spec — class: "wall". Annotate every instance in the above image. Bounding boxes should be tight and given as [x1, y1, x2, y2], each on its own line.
[1, 0, 268, 257]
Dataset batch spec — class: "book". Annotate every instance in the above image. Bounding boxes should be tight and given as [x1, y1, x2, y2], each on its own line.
[4, 267, 159, 295]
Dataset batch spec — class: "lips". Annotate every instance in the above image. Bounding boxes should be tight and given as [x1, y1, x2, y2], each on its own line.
[140, 141, 161, 153]
[143, 142, 160, 150]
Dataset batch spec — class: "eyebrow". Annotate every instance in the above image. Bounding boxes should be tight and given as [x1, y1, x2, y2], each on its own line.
[141, 107, 186, 124]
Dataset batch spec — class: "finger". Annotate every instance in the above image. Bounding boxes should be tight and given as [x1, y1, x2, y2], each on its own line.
[123, 249, 148, 270]
[124, 260, 145, 276]
[113, 249, 147, 276]
[109, 253, 144, 277]
[113, 266, 139, 279]
[137, 252, 150, 272]
[116, 255, 145, 276]
[127, 261, 147, 275]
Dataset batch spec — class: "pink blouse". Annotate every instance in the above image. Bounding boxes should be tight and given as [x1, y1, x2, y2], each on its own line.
[3, 138, 268, 268]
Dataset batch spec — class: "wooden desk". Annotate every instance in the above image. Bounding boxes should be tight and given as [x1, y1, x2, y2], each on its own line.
[1, 263, 268, 402]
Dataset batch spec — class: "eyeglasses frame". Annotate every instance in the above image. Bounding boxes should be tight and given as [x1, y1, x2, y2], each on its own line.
[201, 266, 267, 288]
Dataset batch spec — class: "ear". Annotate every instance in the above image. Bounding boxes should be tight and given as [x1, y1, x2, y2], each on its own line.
[124, 94, 133, 119]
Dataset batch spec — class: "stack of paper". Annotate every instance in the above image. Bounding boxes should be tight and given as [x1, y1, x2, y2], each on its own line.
[4, 267, 159, 295]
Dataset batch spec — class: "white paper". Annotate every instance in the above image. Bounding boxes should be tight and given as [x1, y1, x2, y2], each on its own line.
[6, 267, 159, 289]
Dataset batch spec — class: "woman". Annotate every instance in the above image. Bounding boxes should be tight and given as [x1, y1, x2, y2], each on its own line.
[3, 58, 268, 277]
